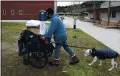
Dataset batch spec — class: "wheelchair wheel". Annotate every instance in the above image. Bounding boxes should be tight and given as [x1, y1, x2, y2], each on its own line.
[46, 43, 54, 57]
[29, 52, 48, 68]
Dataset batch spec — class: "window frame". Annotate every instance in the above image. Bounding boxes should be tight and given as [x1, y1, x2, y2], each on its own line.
[11, 10, 14, 15]
[111, 11, 116, 18]
[19, 10, 23, 15]
[3, 10, 6, 15]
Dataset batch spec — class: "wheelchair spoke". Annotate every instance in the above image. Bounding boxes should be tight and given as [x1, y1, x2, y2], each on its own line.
[39, 59, 46, 63]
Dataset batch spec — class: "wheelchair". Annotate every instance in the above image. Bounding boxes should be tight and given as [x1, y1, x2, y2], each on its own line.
[18, 29, 54, 68]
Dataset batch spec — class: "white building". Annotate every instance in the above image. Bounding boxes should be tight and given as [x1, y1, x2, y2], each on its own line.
[100, 1, 120, 27]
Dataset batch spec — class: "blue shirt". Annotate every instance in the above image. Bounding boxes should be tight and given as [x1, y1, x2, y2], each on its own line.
[45, 14, 67, 40]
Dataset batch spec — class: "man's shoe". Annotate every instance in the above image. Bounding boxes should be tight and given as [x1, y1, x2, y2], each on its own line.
[69, 56, 79, 65]
[48, 60, 59, 66]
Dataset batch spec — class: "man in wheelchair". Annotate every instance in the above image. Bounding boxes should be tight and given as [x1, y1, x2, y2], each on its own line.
[18, 20, 54, 68]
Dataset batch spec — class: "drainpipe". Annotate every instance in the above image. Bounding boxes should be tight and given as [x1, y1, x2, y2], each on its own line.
[54, 1, 57, 13]
[107, 1, 111, 26]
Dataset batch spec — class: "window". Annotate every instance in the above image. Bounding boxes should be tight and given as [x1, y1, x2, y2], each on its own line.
[11, 10, 14, 15]
[19, 10, 22, 15]
[111, 11, 116, 18]
[3, 10, 6, 15]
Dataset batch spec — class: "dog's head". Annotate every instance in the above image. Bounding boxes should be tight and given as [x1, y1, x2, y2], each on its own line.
[84, 49, 92, 57]
[84, 48, 96, 57]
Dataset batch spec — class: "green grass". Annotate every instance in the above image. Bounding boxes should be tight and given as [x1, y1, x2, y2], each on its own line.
[1, 22, 120, 76]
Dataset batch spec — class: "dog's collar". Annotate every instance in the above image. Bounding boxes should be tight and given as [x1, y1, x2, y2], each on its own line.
[90, 49, 96, 57]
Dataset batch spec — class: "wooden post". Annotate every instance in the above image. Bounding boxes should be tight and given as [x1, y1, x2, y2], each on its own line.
[73, 18, 76, 29]
[107, 1, 111, 26]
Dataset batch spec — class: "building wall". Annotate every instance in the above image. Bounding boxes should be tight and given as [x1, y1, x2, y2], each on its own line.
[87, 10, 120, 26]
[101, 12, 120, 26]
[101, 12, 120, 22]
[100, 1, 120, 26]
[1, 1, 54, 20]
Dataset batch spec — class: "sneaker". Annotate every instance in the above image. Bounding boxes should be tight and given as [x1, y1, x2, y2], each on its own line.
[48, 60, 59, 66]
[69, 56, 79, 65]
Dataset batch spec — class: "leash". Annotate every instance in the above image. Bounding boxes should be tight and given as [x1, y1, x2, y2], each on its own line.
[50, 41, 91, 49]
[65, 45, 90, 49]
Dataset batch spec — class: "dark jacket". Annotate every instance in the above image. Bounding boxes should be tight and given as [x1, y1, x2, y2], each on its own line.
[91, 49, 118, 60]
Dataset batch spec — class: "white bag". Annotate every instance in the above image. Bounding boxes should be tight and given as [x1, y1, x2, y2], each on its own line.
[39, 22, 48, 35]
[26, 20, 41, 28]
[26, 20, 48, 35]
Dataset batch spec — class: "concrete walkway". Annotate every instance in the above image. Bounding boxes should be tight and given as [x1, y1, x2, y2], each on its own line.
[63, 17, 120, 54]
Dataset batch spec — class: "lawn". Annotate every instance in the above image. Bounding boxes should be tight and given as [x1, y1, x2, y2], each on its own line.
[1, 22, 120, 76]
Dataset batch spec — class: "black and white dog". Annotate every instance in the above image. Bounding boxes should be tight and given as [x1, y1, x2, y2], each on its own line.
[84, 48, 120, 71]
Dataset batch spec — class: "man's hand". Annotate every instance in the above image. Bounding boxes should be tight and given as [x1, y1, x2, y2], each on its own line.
[44, 39, 49, 44]
[38, 35, 51, 44]
[44, 37, 51, 44]
[38, 34, 45, 40]
[41, 36, 45, 40]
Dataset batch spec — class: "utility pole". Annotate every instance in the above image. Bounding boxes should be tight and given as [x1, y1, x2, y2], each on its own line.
[78, 1, 80, 18]
[107, 1, 111, 26]
[93, 1, 96, 23]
